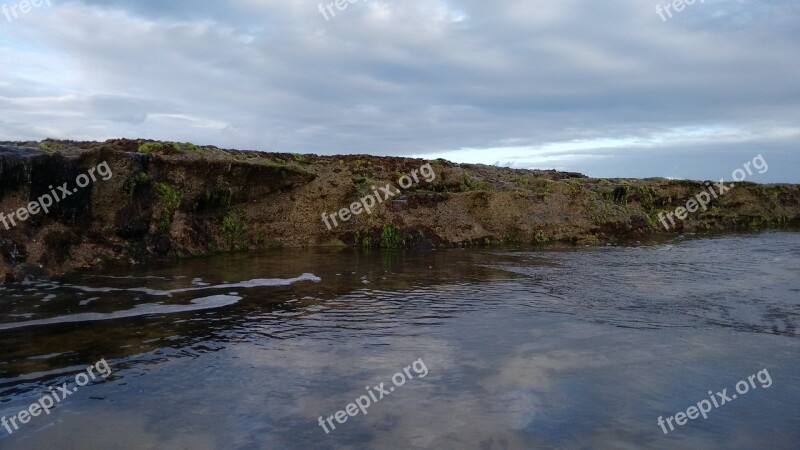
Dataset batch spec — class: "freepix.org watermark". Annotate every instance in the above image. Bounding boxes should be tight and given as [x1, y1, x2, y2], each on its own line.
[321, 162, 436, 231]
[658, 154, 768, 230]
[656, 0, 704, 22]
[2, 358, 112, 435]
[0, 161, 113, 231]
[317, 358, 429, 435]
[1, 0, 50, 22]
[657, 368, 772, 435]
[318, 0, 366, 21]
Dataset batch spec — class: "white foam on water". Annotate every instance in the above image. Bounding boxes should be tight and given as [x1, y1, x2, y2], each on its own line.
[64, 273, 322, 296]
[0, 295, 242, 331]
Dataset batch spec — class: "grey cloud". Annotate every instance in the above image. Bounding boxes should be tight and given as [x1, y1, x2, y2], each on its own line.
[0, 0, 797, 180]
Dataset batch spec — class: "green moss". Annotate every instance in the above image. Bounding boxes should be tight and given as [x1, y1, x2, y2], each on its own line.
[460, 170, 487, 191]
[192, 188, 233, 212]
[379, 224, 404, 248]
[123, 172, 150, 197]
[138, 142, 162, 154]
[634, 186, 664, 228]
[354, 177, 377, 192]
[221, 210, 249, 251]
[354, 228, 372, 248]
[645, 208, 668, 229]
[136, 141, 183, 154]
[291, 153, 305, 161]
[351, 160, 376, 184]
[154, 182, 181, 233]
[353, 159, 372, 170]
[636, 185, 659, 210]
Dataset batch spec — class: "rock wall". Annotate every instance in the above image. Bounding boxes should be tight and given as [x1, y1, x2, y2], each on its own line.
[1, 139, 798, 282]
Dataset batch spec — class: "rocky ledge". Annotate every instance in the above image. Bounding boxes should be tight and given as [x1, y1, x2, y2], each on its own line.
[1, 139, 798, 282]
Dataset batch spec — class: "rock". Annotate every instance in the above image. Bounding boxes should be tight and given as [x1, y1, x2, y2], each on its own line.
[0, 139, 798, 283]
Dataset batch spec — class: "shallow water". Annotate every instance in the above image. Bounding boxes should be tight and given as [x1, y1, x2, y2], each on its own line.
[0, 232, 798, 449]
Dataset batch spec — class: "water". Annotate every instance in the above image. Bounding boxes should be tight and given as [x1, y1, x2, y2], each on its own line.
[0, 232, 798, 449]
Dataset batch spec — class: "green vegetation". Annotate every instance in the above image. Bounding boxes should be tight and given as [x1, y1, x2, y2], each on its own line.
[645, 208, 669, 228]
[636, 185, 659, 210]
[566, 179, 583, 195]
[138, 142, 162, 154]
[221, 209, 249, 251]
[634, 185, 663, 228]
[352, 159, 376, 178]
[521, 177, 554, 202]
[139, 142, 181, 154]
[257, 159, 287, 170]
[379, 224, 404, 248]
[350, 160, 377, 192]
[460, 171, 487, 191]
[123, 172, 150, 197]
[599, 184, 627, 207]
[192, 187, 233, 211]
[532, 230, 553, 244]
[352, 159, 372, 171]
[354, 177, 377, 192]
[154, 182, 181, 233]
[354, 228, 372, 248]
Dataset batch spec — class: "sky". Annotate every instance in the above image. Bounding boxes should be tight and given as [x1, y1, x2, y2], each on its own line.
[0, 0, 798, 182]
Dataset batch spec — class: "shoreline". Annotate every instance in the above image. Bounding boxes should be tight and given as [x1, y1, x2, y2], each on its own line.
[1, 139, 799, 282]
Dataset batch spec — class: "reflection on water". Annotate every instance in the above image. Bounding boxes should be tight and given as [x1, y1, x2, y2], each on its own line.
[0, 232, 799, 449]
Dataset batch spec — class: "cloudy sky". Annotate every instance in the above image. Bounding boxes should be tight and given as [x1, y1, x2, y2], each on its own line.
[0, 0, 798, 181]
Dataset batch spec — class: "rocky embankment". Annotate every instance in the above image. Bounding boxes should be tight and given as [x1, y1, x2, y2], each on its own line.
[1, 139, 799, 282]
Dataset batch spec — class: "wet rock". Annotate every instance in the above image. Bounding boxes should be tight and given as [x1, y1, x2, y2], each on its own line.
[155, 236, 172, 255]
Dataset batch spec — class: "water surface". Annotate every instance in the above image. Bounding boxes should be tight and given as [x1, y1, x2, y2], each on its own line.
[0, 232, 798, 449]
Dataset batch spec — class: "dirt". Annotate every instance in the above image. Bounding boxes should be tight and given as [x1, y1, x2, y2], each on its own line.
[1, 138, 798, 282]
